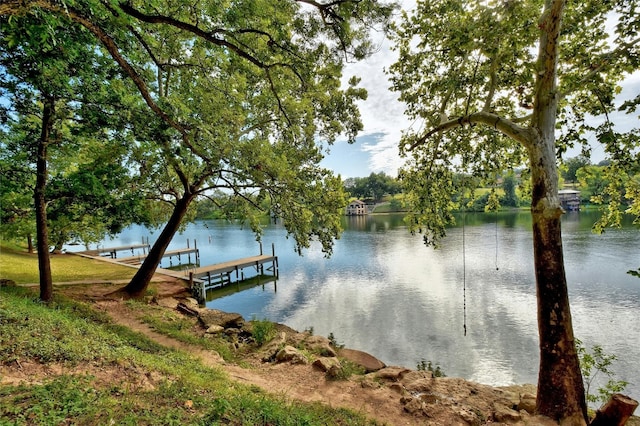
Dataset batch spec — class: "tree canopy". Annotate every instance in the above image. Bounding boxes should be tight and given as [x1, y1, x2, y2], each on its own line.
[389, 0, 639, 423]
[1, 0, 397, 297]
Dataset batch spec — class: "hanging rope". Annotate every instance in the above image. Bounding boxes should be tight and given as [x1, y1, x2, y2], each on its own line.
[495, 209, 499, 271]
[462, 210, 467, 337]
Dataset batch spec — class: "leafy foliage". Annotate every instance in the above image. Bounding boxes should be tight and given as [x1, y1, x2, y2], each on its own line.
[576, 338, 629, 406]
[0, 13, 149, 250]
[344, 172, 401, 201]
[251, 318, 277, 346]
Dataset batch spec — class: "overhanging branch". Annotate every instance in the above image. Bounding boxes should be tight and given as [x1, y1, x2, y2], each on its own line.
[408, 111, 535, 151]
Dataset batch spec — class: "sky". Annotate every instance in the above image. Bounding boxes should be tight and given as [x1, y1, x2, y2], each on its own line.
[321, 2, 640, 179]
[320, 27, 409, 179]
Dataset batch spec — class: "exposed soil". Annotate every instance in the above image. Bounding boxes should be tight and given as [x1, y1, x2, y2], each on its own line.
[4, 277, 639, 426]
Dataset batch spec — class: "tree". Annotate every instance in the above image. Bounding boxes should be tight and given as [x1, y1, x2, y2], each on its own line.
[345, 172, 400, 201]
[0, 12, 149, 300]
[562, 155, 591, 185]
[0, 13, 107, 302]
[501, 172, 520, 208]
[1, 0, 396, 297]
[389, 1, 638, 423]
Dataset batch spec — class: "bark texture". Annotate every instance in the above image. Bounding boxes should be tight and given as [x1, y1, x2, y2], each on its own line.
[530, 1, 587, 423]
[123, 194, 195, 296]
[35, 96, 55, 303]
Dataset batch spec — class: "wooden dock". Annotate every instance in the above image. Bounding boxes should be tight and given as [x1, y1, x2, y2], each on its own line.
[83, 238, 200, 266]
[118, 247, 200, 266]
[85, 243, 150, 259]
[188, 243, 278, 300]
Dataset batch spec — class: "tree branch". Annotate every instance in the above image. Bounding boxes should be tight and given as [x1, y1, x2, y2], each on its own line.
[408, 111, 535, 152]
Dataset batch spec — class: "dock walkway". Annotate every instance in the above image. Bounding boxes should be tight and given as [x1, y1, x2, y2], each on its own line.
[118, 247, 200, 266]
[186, 247, 278, 300]
[84, 243, 150, 259]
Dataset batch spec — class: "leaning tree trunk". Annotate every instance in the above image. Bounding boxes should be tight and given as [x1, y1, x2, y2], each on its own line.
[122, 193, 195, 297]
[35, 96, 55, 303]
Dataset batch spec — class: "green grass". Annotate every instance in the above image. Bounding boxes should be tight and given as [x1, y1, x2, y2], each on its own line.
[0, 240, 135, 284]
[0, 287, 378, 425]
[130, 300, 237, 362]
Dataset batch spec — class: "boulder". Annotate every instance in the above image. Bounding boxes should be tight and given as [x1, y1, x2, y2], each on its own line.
[275, 345, 308, 365]
[156, 297, 180, 309]
[261, 332, 287, 362]
[198, 309, 244, 329]
[304, 335, 337, 357]
[402, 371, 436, 394]
[338, 348, 385, 373]
[312, 357, 341, 373]
[493, 404, 522, 423]
[371, 366, 411, 382]
[205, 325, 225, 334]
[518, 393, 537, 414]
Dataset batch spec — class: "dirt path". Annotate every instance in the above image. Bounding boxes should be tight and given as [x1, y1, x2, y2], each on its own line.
[89, 291, 425, 426]
[16, 278, 628, 426]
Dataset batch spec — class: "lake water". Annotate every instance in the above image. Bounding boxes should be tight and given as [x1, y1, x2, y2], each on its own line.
[85, 210, 640, 402]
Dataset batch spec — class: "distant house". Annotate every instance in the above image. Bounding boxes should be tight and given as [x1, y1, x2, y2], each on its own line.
[558, 189, 581, 211]
[346, 199, 367, 216]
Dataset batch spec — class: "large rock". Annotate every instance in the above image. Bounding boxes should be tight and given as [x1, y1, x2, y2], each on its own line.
[312, 357, 341, 373]
[338, 348, 385, 373]
[198, 309, 244, 329]
[401, 370, 435, 394]
[275, 345, 308, 365]
[518, 393, 537, 414]
[304, 335, 337, 357]
[492, 403, 522, 423]
[371, 366, 412, 382]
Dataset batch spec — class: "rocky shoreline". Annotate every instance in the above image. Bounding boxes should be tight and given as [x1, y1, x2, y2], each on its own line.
[163, 296, 558, 425]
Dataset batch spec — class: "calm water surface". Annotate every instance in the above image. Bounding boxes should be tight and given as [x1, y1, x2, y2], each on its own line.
[87, 211, 640, 401]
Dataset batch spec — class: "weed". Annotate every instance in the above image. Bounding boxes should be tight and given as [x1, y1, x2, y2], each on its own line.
[416, 359, 446, 377]
[328, 332, 345, 349]
[576, 338, 628, 406]
[251, 317, 277, 346]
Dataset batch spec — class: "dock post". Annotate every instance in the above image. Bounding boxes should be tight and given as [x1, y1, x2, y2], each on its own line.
[259, 242, 263, 255]
[195, 240, 199, 264]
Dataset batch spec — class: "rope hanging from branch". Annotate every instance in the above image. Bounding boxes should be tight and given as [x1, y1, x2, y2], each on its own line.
[495, 209, 499, 271]
[463, 210, 467, 337]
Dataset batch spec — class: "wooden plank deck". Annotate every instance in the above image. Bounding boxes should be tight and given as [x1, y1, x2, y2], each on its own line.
[83, 243, 150, 258]
[189, 254, 277, 278]
[117, 247, 200, 265]
[187, 253, 279, 300]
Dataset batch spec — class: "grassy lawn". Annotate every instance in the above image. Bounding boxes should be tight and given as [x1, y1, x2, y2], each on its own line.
[0, 287, 377, 425]
[0, 240, 135, 284]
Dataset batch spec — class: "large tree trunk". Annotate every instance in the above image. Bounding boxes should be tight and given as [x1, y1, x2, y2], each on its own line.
[530, 141, 588, 424]
[122, 194, 194, 296]
[35, 96, 55, 303]
[530, 2, 588, 423]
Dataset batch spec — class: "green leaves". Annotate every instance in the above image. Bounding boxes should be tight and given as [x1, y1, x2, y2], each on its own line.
[576, 338, 629, 406]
